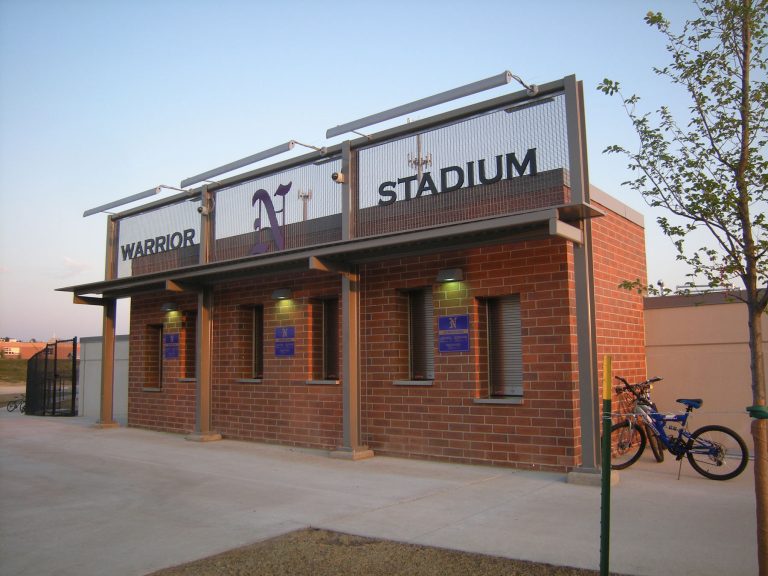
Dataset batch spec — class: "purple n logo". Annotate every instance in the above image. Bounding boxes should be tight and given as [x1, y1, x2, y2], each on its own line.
[251, 182, 292, 254]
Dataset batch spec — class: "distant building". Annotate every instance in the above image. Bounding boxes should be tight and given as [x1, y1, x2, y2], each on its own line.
[1, 341, 47, 359]
[645, 291, 766, 453]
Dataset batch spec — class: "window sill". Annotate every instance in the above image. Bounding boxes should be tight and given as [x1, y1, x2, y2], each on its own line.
[474, 397, 523, 405]
[236, 378, 263, 384]
[393, 380, 434, 386]
[179, 378, 196, 383]
[305, 379, 340, 386]
[142, 387, 162, 393]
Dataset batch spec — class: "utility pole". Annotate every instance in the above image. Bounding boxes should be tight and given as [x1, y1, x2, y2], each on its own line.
[407, 120, 432, 184]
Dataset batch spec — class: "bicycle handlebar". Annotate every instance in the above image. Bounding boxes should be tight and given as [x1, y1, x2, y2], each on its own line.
[614, 376, 663, 400]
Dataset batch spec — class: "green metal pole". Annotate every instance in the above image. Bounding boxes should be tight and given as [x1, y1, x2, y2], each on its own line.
[600, 356, 612, 576]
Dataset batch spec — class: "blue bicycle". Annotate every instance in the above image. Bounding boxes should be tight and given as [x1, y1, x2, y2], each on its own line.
[610, 376, 749, 480]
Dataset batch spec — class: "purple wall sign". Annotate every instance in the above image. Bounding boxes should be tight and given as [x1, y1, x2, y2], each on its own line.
[438, 314, 470, 353]
[163, 332, 179, 359]
[275, 326, 295, 357]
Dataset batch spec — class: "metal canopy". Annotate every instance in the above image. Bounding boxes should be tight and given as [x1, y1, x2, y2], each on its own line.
[58, 203, 602, 301]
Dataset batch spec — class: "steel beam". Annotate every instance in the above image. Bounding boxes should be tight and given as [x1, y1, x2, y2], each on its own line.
[187, 186, 221, 442]
[565, 75, 600, 474]
[95, 298, 119, 429]
[332, 141, 372, 460]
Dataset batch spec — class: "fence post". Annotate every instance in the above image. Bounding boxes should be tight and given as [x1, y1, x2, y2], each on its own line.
[71, 337, 78, 416]
[600, 355, 612, 576]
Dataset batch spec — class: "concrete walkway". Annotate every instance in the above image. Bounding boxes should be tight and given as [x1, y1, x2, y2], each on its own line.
[0, 411, 757, 576]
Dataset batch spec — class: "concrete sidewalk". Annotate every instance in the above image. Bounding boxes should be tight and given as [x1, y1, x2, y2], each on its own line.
[0, 411, 757, 576]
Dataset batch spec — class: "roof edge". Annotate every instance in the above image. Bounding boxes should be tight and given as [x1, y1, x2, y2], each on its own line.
[589, 185, 644, 228]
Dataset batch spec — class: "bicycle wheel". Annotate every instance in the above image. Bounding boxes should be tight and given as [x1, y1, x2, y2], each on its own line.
[645, 425, 665, 463]
[686, 425, 749, 480]
[7, 400, 16, 413]
[610, 420, 646, 469]
[19, 401, 25, 414]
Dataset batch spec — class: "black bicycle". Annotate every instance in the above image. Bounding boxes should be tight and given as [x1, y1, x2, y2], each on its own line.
[613, 376, 665, 463]
[610, 376, 748, 480]
[6, 394, 25, 413]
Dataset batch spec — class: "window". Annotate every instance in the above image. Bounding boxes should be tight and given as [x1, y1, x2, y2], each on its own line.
[251, 305, 264, 379]
[147, 324, 163, 389]
[408, 288, 434, 380]
[486, 295, 522, 397]
[311, 298, 339, 380]
[182, 311, 197, 379]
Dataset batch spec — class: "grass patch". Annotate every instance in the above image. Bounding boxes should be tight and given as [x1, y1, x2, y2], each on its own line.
[0, 358, 26, 384]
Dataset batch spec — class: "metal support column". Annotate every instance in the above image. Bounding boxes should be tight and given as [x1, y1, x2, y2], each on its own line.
[332, 141, 372, 460]
[96, 298, 119, 428]
[565, 75, 600, 474]
[187, 185, 220, 442]
[95, 216, 120, 428]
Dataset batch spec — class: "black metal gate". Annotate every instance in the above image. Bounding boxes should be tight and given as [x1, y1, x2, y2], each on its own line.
[25, 338, 78, 416]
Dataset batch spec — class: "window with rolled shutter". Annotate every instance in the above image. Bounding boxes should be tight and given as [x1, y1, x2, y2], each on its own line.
[323, 298, 339, 379]
[251, 306, 264, 379]
[488, 295, 522, 397]
[310, 298, 339, 380]
[148, 324, 163, 389]
[408, 289, 434, 380]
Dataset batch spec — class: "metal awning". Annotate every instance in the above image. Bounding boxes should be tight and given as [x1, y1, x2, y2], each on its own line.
[58, 203, 603, 301]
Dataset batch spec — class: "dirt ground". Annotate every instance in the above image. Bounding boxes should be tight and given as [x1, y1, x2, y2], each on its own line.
[147, 528, 610, 576]
[0, 382, 25, 405]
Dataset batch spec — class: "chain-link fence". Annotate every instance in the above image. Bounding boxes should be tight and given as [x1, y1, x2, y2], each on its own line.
[25, 338, 78, 416]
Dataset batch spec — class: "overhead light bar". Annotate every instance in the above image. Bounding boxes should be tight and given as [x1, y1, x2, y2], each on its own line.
[83, 187, 161, 217]
[82, 184, 201, 218]
[326, 70, 537, 139]
[180, 141, 296, 188]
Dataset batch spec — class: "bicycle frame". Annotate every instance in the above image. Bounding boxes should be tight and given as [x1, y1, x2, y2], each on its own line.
[646, 410, 692, 458]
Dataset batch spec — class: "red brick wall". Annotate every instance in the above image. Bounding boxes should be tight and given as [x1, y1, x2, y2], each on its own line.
[209, 272, 343, 449]
[360, 239, 582, 471]
[125, 196, 646, 473]
[128, 292, 198, 434]
[590, 203, 648, 394]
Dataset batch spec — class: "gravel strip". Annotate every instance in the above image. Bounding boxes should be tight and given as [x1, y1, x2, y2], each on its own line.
[147, 528, 615, 576]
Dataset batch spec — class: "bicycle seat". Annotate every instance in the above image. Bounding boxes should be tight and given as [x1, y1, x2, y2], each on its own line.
[676, 398, 703, 409]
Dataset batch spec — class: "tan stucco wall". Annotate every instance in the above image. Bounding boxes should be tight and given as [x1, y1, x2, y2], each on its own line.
[645, 294, 768, 453]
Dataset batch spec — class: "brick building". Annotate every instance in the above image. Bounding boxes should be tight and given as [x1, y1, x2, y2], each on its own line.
[1, 341, 47, 359]
[61, 75, 647, 473]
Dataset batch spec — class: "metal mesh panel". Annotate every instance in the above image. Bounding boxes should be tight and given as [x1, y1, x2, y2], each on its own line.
[214, 159, 343, 262]
[116, 199, 200, 278]
[356, 93, 569, 237]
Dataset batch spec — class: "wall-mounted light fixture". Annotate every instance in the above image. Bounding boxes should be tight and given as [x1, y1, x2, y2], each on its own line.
[161, 302, 178, 312]
[436, 268, 464, 283]
[271, 288, 293, 300]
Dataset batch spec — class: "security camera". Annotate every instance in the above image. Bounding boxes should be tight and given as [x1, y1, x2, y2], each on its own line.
[331, 172, 345, 184]
[197, 206, 210, 215]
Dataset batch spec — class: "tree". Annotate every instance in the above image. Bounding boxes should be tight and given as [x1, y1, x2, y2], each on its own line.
[598, 0, 767, 572]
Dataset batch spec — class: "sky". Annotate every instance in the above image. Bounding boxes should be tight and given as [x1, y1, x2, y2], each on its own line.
[0, 0, 703, 341]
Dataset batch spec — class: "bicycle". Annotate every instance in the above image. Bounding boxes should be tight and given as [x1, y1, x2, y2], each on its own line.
[6, 394, 26, 413]
[614, 376, 665, 463]
[610, 376, 749, 480]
